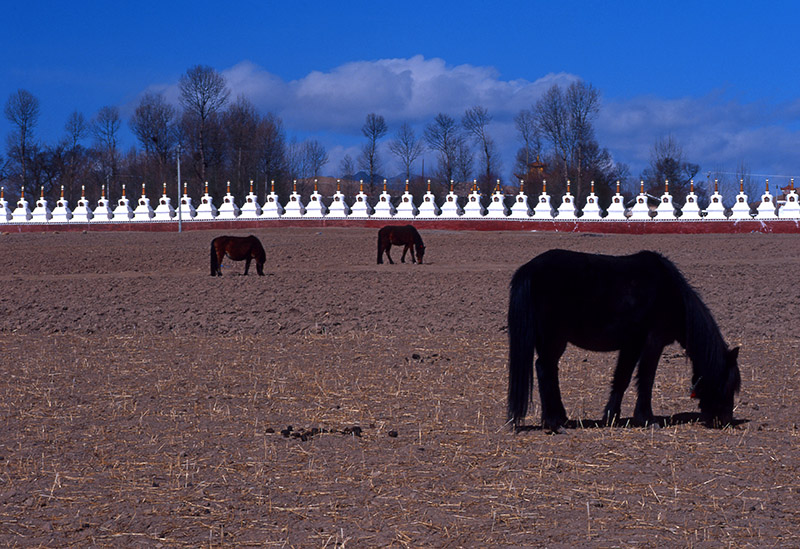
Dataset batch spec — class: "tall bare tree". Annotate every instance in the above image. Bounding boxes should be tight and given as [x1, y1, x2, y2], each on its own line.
[388, 122, 424, 183]
[130, 92, 176, 184]
[462, 105, 499, 195]
[178, 65, 230, 185]
[304, 140, 329, 180]
[92, 105, 121, 195]
[224, 95, 260, 198]
[4, 88, 40, 191]
[358, 113, 387, 195]
[62, 111, 90, 199]
[256, 112, 287, 199]
[514, 107, 542, 186]
[641, 134, 700, 205]
[424, 113, 463, 189]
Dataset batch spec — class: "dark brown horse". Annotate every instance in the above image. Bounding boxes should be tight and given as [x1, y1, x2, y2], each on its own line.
[377, 225, 425, 264]
[210, 235, 266, 276]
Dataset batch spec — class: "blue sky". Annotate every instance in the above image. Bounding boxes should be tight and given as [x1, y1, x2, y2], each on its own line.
[3, 1, 799, 186]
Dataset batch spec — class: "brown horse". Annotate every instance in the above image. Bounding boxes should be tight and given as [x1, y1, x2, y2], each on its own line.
[377, 225, 425, 264]
[210, 235, 266, 276]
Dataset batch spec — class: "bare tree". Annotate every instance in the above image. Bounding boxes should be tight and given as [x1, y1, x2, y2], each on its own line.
[304, 140, 329, 179]
[62, 111, 90, 199]
[4, 88, 40, 191]
[257, 112, 287, 198]
[92, 105, 121, 195]
[462, 106, 499, 195]
[534, 81, 601, 201]
[339, 154, 356, 179]
[130, 92, 176, 184]
[514, 107, 542, 184]
[388, 122, 424, 183]
[224, 95, 260, 198]
[358, 113, 387, 195]
[641, 134, 700, 205]
[178, 65, 230, 184]
[65, 111, 89, 150]
[424, 113, 463, 188]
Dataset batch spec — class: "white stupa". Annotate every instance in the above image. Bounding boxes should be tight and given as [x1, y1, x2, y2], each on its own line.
[194, 182, 218, 220]
[111, 184, 134, 221]
[326, 180, 350, 218]
[217, 181, 241, 219]
[462, 181, 486, 218]
[349, 181, 373, 218]
[394, 180, 419, 219]
[92, 186, 114, 222]
[581, 181, 603, 220]
[30, 187, 53, 222]
[532, 181, 554, 219]
[628, 181, 651, 220]
[282, 180, 305, 218]
[50, 185, 73, 223]
[261, 180, 284, 218]
[239, 180, 262, 218]
[0, 187, 11, 223]
[71, 185, 94, 222]
[132, 183, 155, 221]
[152, 183, 176, 221]
[778, 178, 800, 219]
[11, 187, 33, 222]
[605, 181, 627, 220]
[754, 179, 777, 219]
[176, 182, 196, 220]
[439, 181, 463, 218]
[680, 180, 702, 220]
[508, 181, 531, 219]
[704, 179, 727, 219]
[556, 181, 577, 220]
[304, 179, 328, 218]
[417, 180, 441, 218]
[485, 180, 509, 219]
[372, 180, 396, 218]
[654, 180, 677, 220]
[729, 179, 753, 220]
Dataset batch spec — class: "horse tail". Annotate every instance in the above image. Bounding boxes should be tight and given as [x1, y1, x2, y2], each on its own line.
[210, 238, 219, 276]
[507, 263, 537, 428]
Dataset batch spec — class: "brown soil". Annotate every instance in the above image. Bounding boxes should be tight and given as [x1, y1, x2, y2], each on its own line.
[0, 228, 798, 547]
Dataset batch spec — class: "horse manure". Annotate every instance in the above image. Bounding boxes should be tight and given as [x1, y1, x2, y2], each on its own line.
[342, 426, 362, 437]
[388, 430, 398, 438]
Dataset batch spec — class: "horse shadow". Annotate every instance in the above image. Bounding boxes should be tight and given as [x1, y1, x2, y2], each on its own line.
[515, 412, 749, 433]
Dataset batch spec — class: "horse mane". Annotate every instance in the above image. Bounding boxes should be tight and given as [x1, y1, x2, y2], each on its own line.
[412, 227, 424, 247]
[656, 254, 727, 381]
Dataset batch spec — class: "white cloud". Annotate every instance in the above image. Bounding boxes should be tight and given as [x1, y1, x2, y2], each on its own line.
[147, 56, 800, 181]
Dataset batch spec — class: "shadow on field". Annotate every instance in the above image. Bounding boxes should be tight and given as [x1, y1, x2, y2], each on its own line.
[515, 412, 749, 433]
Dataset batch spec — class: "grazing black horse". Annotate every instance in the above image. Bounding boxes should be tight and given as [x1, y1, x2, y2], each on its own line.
[210, 235, 266, 276]
[377, 225, 425, 265]
[507, 249, 740, 432]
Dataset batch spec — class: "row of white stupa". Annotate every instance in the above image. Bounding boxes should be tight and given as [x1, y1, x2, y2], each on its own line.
[2, 178, 799, 223]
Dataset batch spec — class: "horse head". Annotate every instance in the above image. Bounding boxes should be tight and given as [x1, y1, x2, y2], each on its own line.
[416, 244, 425, 264]
[694, 346, 740, 427]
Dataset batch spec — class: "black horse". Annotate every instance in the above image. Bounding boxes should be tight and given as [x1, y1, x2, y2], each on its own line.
[507, 249, 740, 432]
[210, 235, 266, 276]
[377, 225, 425, 265]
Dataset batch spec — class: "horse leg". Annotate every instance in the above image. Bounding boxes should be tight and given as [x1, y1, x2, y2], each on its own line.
[603, 343, 643, 425]
[633, 337, 665, 427]
[243, 256, 252, 275]
[409, 244, 417, 264]
[216, 250, 225, 276]
[385, 244, 394, 264]
[401, 244, 409, 263]
[535, 340, 569, 432]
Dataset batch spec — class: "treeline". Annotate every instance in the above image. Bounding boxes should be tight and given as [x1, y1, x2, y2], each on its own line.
[3, 64, 716, 210]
